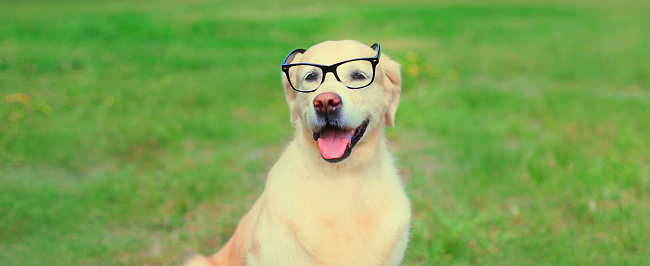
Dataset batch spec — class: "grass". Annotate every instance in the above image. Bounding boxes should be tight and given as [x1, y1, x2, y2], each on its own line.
[1, 0, 649, 264]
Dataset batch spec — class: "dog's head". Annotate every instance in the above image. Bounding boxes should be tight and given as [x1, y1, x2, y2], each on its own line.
[282, 40, 401, 163]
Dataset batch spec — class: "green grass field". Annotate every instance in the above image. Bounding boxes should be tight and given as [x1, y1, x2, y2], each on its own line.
[1, 0, 649, 264]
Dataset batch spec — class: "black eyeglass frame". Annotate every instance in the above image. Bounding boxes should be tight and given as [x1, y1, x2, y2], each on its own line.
[282, 43, 381, 93]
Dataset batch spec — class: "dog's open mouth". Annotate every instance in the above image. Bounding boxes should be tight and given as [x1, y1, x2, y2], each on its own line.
[312, 119, 369, 163]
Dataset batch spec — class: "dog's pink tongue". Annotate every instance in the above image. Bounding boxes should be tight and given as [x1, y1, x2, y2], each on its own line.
[317, 128, 353, 159]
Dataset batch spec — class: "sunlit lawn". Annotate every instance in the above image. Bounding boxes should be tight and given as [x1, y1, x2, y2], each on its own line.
[1, 0, 649, 264]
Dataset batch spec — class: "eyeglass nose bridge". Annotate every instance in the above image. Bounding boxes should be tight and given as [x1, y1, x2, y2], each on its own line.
[317, 65, 344, 89]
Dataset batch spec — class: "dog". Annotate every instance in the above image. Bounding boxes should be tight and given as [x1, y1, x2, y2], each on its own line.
[186, 40, 410, 265]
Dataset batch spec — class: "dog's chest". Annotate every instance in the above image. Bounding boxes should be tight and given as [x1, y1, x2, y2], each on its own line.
[302, 208, 398, 252]
[256, 144, 411, 265]
[267, 176, 409, 264]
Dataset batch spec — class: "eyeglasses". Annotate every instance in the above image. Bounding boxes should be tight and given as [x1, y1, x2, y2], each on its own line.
[282, 43, 380, 93]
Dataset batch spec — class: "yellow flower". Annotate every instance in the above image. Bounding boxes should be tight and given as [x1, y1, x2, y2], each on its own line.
[447, 69, 459, 81]
[40, 104, 53, 115]
[5, 93, 32, 105]
[407, 64, 419, 77]
[405, 52, 419, 63]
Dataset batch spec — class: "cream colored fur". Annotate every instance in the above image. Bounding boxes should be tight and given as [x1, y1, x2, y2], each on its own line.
[186, 40, 410, 266]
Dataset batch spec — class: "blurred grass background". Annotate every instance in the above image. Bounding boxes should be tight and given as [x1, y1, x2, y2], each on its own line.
[1, 0, 649, 264]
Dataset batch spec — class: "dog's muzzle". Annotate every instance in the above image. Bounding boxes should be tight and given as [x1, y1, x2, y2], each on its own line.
[310, 92, 368, 162]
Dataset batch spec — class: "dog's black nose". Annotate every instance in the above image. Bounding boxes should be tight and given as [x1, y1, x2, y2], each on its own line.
[313, 92, 341, 115]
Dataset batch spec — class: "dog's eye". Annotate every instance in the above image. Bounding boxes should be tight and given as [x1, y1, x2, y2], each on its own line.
[304, 72, 319, 82]
[351, 72, 368, 81]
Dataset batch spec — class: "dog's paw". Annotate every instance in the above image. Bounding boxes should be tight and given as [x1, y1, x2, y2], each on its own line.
[183, 255, 212, 266]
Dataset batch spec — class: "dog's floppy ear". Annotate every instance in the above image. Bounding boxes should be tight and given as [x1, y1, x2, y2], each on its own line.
[380, 54, 402, 128]
[282, 49, 304, 127]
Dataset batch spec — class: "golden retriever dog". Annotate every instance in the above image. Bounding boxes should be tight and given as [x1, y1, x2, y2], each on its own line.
[186, 40, 410, 265]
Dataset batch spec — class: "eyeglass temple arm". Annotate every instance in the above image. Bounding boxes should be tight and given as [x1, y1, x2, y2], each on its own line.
[283, 49, 306, 65]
